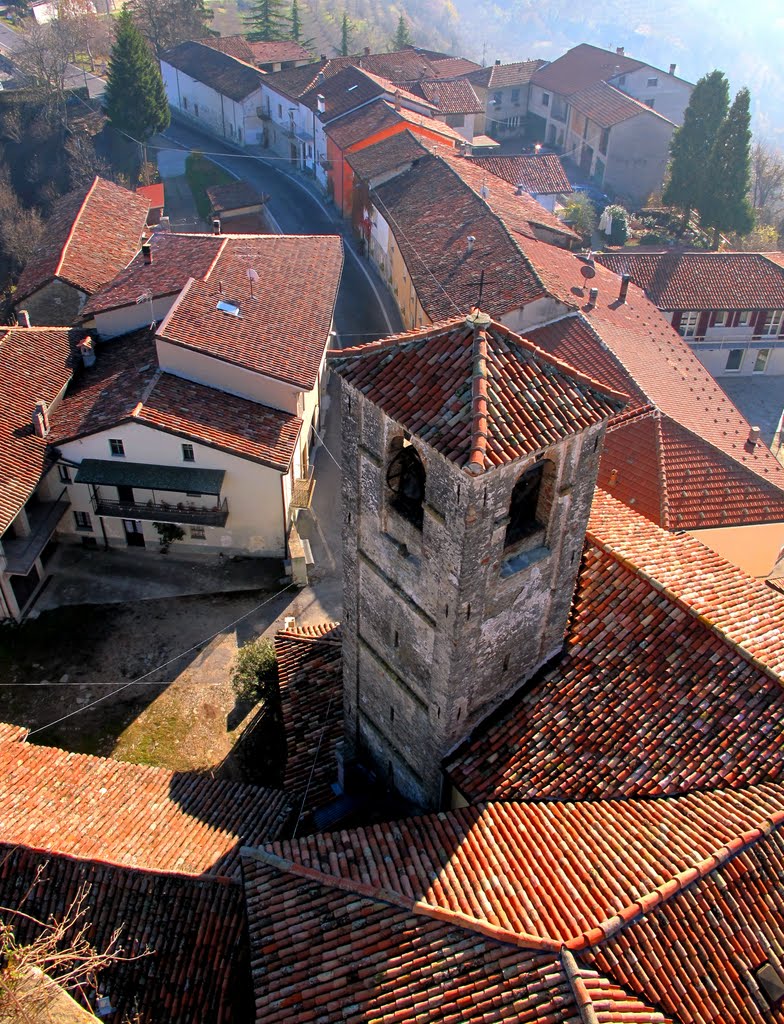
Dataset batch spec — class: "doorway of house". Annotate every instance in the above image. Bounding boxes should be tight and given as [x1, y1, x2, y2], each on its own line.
[117, 485, 134, 504]
[122, 520, 145, 547]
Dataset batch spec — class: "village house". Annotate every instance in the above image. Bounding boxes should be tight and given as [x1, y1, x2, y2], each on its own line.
[198, 33, 312, 72]
[466, 58, 546, 143]
[597, 250, 784, 377]
[13, 176, 149, 327]
[161, 40, 266, 147]
[46, 233, 343, 564]
[464, 151, 572, 211]
[136, 181, 165, 225]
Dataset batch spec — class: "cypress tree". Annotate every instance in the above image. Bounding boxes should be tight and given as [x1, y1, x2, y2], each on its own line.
[663, 70, 729, 229]
[104, 9, 170, 143]
[391, 13, 412, 50]
[339, 11, 351, 56]
[290, 0, 301, 40]
[243, 0, 290, 42]
[698, 87, 755, 248]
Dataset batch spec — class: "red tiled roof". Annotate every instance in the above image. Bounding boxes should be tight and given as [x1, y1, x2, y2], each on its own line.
[0, 844, 253, 1024]
[370, 154, 546, 321]
[468, 59, 546, 90]
[532, 44, 644, 95]
[0, 729, 288, 877]
[15, 177, 149, 302]
[519, 241, 784, 521]
[301, 64, 388, 119]
[427, 55, 483, 79]
[597, 250, 784, 310]
[243, 848, 590, 1024]
[419, 78, 482, 113]
[199, 32, 257, 63]
[248, 39, 311, 64]
[274, 626, 342, 821]
[51, 331, 302, 471]
[441, 150, 579, 243]
[447, 490, 784, 803]
[324, 97, 406, 148]
[764, 251, 784, 270]
[331, 317, 624, 472]
[344, 129, 428, 181]
[270, 784, 784, 949]
[569, 80, 673, 128]
[468, 153, 572, 194]
[82, 233, 225, 315]
[162, 40, 262, 100]
[355, 47, 435, 83]
[135, 181, 164, 208]
[0, 326, 75, 536]
[158, 235, 343, 390]
[393, 102, 466, 141]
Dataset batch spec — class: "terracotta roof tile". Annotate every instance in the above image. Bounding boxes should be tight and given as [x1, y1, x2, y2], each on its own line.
[532, 44, 645, 95]
[158, 234, 343, 389]
[427, 55, 483, 79]
[0, 731, 288, 877]
[324, 97, 406, 147]
[0, 844, 253, 1024]
[370, 155, 547, 321]
[248, 39, 311, 64]
[51, 331, 302, 470]
[468, 153, 572, 194]
[162, 40, 262, 101]
[274, 627, 342, 819]
[468, 59, 546, 90]
[198, 32, 257, 63]
[355, 47, 436, 83]
[0, 326, 76, 535]
[135, 182, 164, 208]
[301, 64, 388, 119]
[332, 317, 624, 472]
[15, 177, 149, 302]
[448, 491, 784, 803]
[419, 78, 483, 113]
[597, 250, 784, 310]
[82, 233, 225, 316]
[569, 81, 674, 128]
[206, 180, 267, 214]
[344, 129, 428, 180]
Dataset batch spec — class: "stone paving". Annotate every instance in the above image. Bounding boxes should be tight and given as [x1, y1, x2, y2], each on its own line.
[716, 374, 784, 447]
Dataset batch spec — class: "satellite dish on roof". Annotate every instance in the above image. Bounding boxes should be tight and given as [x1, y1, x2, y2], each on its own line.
[246, 268, 259, 283]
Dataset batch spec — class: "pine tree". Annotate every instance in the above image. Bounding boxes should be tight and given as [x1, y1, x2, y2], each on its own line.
[697, 87, 755, 248]
[290, 0, 301, 40]
[243, 0, 290, 42]
[663, 70, 729, 229]
[391, 13, 412, 50]
[338, 11, 352, 56]
[104, 9, 169, 144]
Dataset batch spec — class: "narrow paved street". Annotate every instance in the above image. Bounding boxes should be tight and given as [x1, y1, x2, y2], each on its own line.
[159, 119, 403, 346]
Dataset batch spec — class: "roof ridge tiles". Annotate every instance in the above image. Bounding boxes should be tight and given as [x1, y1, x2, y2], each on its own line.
[410, 899, 563, 951]
[566, 807, 784, 952]
[466, 316, 490, 475]
[561, 948, 601, 1024]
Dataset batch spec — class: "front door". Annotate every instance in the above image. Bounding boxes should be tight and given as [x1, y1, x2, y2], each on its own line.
[117, 485, 134, 504]
[122, 520, 145, 547]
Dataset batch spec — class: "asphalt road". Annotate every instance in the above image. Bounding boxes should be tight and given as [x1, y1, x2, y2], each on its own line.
[0, 19, 105, 96]
[160, 118, 403, 347]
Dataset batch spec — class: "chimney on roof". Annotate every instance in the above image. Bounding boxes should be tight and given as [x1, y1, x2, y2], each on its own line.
[466, 234, 476, 253]
[32, 400, 50, 438]
[320, 53, 327, 61]
[77, 336, 95, 368]
[363, 46, 370, 56]
[142, 242, 152, 265]
[394, 89, 401, 111]
[317, 93, 326, 114]
[17, 309, 31, 328]
[616, 46, 624, 55]
[495, 59, 501, 66]
[669, 63, 677, 75]
[747, 425, 762, 448]
[588, 286, 599, 307]
[158, 215, 171, 232]
[618, 273, 631, 303]
[213, 218, 221, 235]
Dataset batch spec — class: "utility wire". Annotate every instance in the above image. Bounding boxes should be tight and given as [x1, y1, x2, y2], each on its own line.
[25, 582, 296, 738]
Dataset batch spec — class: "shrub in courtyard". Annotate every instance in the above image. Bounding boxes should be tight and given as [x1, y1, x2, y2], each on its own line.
[231, 637, 277, 702]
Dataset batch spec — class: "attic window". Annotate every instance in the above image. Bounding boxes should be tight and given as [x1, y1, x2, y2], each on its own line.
[755, 963, 784, 1006]
[347, 84, 358, 92]
[216, 299, 240, 316]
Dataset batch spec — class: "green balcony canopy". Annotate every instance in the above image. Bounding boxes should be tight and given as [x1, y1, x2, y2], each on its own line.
[74, 459, 225, 495]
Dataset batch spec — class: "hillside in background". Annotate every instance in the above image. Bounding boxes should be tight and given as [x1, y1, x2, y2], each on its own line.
[209, 0, 780, 144]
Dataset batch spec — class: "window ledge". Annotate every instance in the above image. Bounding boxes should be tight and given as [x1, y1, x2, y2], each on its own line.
[500, 545, 550, 579]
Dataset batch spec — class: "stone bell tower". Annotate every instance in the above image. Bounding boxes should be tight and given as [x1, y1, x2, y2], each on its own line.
[331, 310, 624, 809]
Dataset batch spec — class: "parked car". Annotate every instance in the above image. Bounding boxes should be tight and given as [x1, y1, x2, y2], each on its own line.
[571, 184, 609, 212]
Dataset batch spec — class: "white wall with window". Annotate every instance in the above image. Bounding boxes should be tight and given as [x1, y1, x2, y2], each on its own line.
[671, 307, 784, 376]
[608, 65, 693, 126]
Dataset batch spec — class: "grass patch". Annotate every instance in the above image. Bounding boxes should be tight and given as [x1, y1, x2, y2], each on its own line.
[185, 152, 235, 221]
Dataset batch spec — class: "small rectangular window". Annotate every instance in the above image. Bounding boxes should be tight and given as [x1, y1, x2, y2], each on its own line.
[541, 91, 550, 106]
[725, 349, 744, 371]
[182, 96, 188, 110]
[182, 443, 195, 462]
[58, 464, 71, 483]
[647, 77, 658, 87]
[738, 310, 752, 325]
[714, 311, 727, 326]
[511, 88, 520, 104]
[679, 311, 700, 338]
[493, 91, 502, 106]
[109, 438, 125, 457]
[763, 310, 783, 336]
[646, 98, 655, 108]
[74, 510, 92, 532]
[190, 525, 206, 539]
[617, 74, 626, 86]
[754, 349, 771, 373]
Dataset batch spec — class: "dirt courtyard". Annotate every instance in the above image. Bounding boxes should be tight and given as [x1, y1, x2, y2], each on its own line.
[0, 588, 288, 778]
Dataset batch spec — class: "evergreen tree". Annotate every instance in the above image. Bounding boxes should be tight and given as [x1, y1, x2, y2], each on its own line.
[339, 11, 352, 56]
[391, 13, 412, 50]
[290, 0, 301, 40]
[243, 0, 290, 42]
[697, 87, 755, 248]
[663, 70, 729, 229]
[104, 9, 169, 144]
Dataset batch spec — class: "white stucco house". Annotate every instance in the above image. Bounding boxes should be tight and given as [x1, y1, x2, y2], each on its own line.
[161, 40, 266, 147]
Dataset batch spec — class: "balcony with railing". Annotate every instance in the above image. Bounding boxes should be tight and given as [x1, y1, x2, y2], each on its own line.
[1, 491, 69, 575]
[91, 495, 229, 526]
